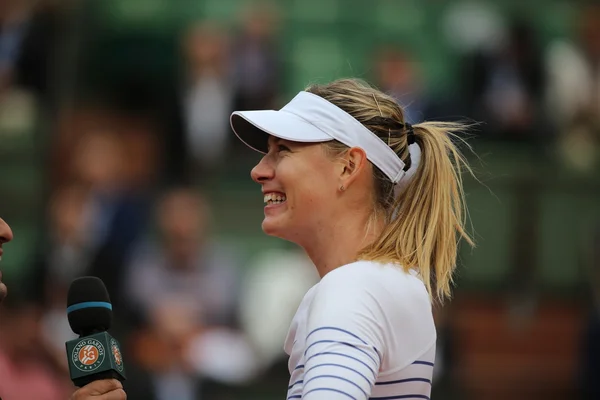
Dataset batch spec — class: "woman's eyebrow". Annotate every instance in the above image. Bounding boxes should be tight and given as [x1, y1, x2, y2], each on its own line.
[267, 137, 281, 151]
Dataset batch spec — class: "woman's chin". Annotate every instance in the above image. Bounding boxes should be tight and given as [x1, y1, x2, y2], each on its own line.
[262, 217, 291, 240]
[262, 219, 281, 236]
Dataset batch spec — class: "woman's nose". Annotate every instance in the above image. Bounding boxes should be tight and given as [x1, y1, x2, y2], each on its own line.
[251, 156, 275, 184]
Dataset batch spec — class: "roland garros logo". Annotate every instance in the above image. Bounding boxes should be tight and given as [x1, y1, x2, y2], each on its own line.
[110, 338, 123, 372]
[72, 338, 105, 372]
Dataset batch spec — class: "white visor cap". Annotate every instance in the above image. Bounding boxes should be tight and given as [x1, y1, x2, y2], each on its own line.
[230, 91, 407, 183]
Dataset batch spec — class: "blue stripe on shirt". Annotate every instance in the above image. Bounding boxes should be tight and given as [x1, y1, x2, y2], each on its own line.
[305, 363, 372, 387]
[288, 379, 304, 390]
[306, 327, 382, 362]
[411, 361, 434, 367]
[304, 374, 368, 398]
[305, 351, 377, 379]
[375, 378, 432, 386]
[369, 395, 430, 400]
[304, 340, 378, 367]
[304, 388, 357, 399]
[306, 327, 369, 344]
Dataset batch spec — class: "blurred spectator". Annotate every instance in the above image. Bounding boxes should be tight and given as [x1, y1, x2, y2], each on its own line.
[546, 5, 600, 128]
[29, 126, 151, 310]
[461, 19, 547, 142]
[70, 128, 151, 296]
[181, 22, 233, 175]
[0, 0, 30, 96]
[31, 184, 96, 302]
[232, 1, 281, 112]
[0, 0, 39, 138]
[372, 46, 427, 124]
[240, 247, 319, 372]
[121, 187, 248, 399]
[546, 4, 600, 173]
[158, 21, 234, 185]
[0, 0, 70, 117]
[23, 183, 89, 372]
[0, 293, 71, 400]
[442, 0, 507, 56]
[160, 21, 234, 186]
[158, 6, 282, 185]
[123, 187, 240, 327]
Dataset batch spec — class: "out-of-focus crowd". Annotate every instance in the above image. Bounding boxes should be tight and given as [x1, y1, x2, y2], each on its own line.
[0, 0, 599, 399]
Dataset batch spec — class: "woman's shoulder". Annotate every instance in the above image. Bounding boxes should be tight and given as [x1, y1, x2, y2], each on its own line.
[314, 260, 432, 322]
[322, 260, 427, 295]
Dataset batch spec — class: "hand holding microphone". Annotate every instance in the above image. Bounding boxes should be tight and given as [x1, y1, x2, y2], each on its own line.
[70, 379, 126, 400]
[66, 277, 127, 398]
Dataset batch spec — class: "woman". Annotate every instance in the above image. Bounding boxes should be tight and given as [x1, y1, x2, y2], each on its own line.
[230, 78, 474, 399]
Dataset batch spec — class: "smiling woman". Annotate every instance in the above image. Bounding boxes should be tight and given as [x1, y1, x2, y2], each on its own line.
[230, 78, 475, 400]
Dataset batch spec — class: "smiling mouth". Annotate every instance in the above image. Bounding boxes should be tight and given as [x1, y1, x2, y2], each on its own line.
[264, 193, 287, 206]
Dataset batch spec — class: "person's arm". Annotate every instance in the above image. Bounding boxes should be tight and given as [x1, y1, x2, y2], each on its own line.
[300, 274, 386, 399]
[70, 379, 126, 400]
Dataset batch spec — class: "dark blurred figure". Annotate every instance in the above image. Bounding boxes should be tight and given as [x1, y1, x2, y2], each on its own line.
[0, 293, 70, 400]
[232, 1, 281, 111]
[182, 22, 233, 178]
[580, 223, 600, 399]
[121, 187, 250, 399]
[158, 6, 281, 186]
[546, 4, 600, 173]
[70, 127, 152, 298]
[28, 184, 94, 305]
[0, 0, 31, 96]
[462, 19, 547, 142]
[160, 21, 234, 186]
[123, 187, 241, 328]
[0, 0, 71, 113]
[30, 125, 152, 309]
[25, 184, 91, 370]
[372, 46, 427, 124]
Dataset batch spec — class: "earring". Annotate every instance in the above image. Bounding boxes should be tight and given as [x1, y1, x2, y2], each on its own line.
[340, 185, 345, 191]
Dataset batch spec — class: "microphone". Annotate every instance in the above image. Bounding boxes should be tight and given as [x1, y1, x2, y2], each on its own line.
[65, 276, 127, 387]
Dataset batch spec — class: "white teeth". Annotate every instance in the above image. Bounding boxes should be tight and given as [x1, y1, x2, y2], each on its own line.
[264, 193, 287, 204]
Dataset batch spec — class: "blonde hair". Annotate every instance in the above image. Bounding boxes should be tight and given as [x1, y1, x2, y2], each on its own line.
[306, 78, 475, 303]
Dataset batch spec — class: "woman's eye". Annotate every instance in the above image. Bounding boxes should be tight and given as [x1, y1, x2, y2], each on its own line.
[278, 144, 291, 152]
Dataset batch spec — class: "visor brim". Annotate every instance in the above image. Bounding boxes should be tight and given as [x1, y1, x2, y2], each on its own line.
[230, 110, 333, 153]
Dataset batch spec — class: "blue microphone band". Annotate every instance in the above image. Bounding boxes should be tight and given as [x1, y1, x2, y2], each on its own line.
[67, 301, 112, 314]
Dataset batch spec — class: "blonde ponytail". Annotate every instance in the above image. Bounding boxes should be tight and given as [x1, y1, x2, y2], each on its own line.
[358, 121, 475, 303]
[307, 78, 475, 303]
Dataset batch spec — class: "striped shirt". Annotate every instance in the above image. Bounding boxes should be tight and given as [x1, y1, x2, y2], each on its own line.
[284, 261, 436, 399]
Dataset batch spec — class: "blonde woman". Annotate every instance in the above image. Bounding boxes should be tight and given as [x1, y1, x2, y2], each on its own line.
[230, 78, 473, 399]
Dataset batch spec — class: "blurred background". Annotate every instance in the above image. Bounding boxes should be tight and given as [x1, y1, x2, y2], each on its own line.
[0, 0, 599, 399]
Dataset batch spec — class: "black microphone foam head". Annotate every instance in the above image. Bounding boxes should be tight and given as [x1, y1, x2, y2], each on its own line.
[67, 276, 112, 336]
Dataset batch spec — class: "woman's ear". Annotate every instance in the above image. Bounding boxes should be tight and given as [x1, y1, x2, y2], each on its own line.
[339, 147, 368, 189]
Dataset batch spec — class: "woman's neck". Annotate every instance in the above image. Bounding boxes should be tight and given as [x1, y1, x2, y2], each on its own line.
[301, 211, 384, 278]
